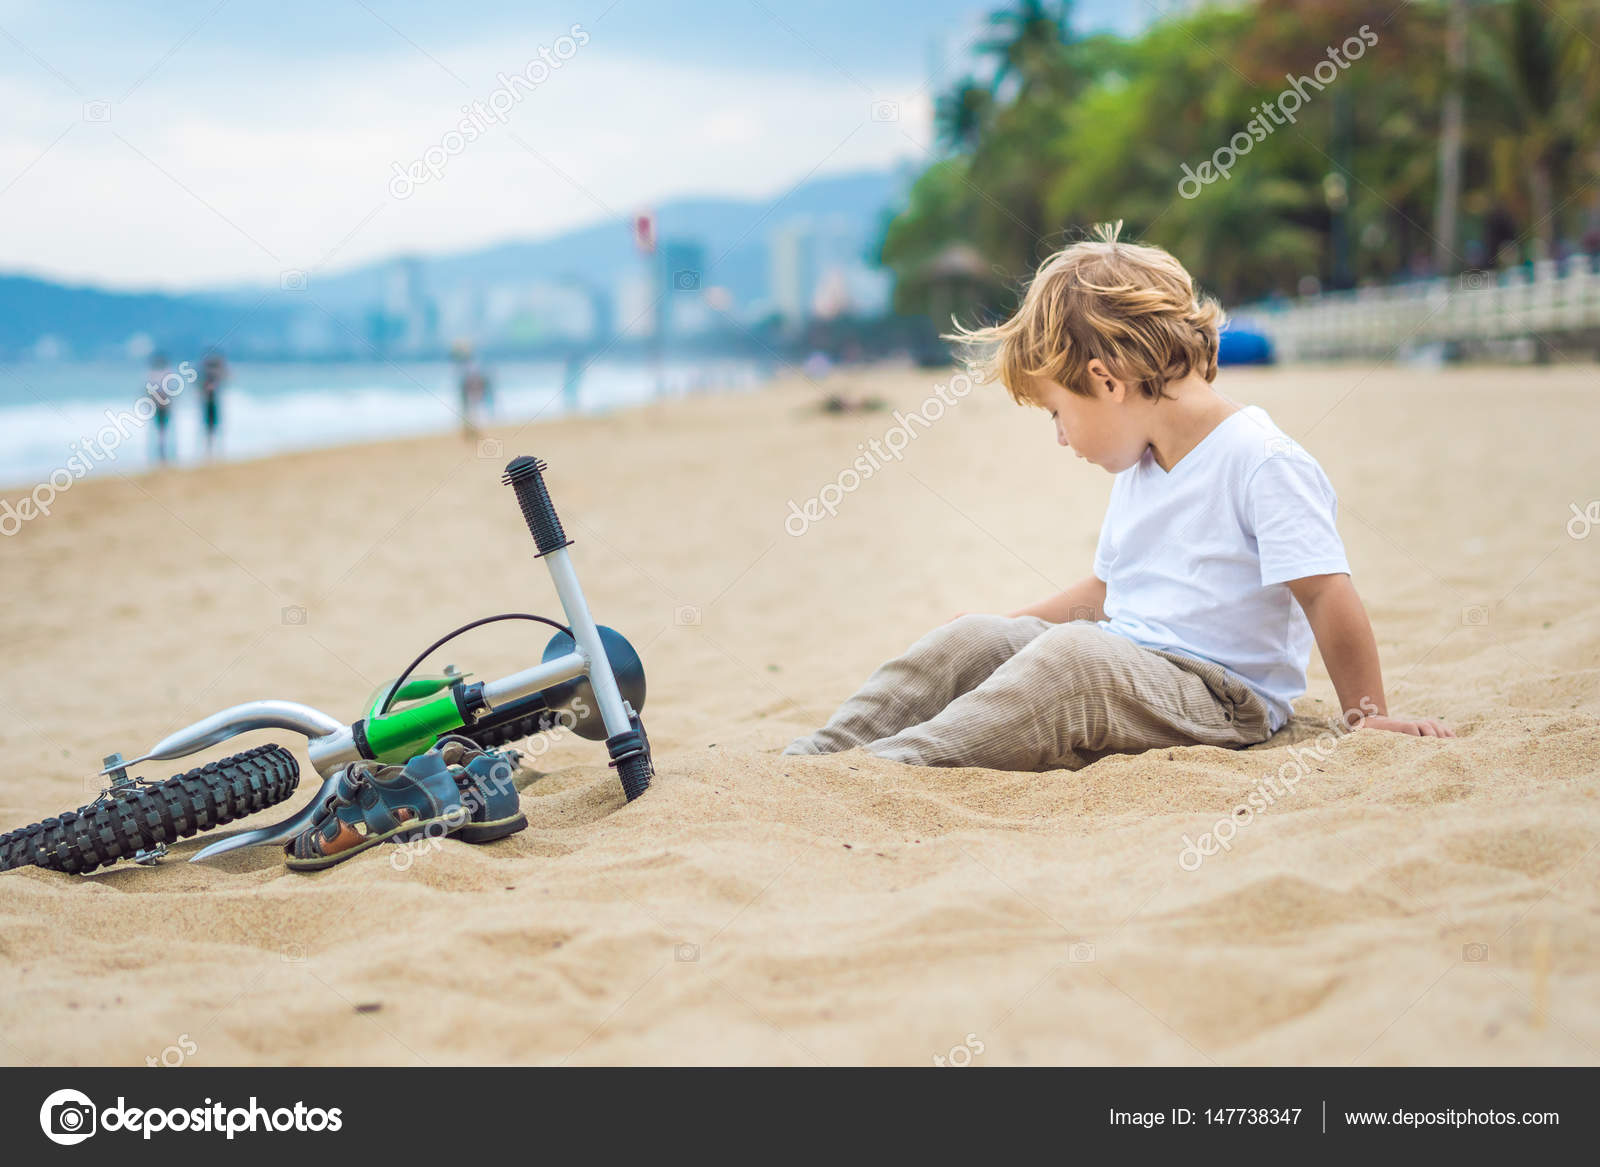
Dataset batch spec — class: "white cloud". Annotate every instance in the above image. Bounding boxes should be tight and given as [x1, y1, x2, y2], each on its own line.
[0, 32, 931, 291]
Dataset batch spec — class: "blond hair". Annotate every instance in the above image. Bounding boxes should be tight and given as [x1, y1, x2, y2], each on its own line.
[950, 222, 1224, 405]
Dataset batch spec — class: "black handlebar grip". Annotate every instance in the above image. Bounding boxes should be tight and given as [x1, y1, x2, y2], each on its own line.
[503, 456, 573, 558]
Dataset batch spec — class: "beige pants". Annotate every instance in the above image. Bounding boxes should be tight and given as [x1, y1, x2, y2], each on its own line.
[784, 615, 1273, 771]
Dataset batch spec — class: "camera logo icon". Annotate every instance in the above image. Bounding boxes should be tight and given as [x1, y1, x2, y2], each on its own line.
[672, 269, 700, 291]
[280, 269, 308, 292]
[1461, 605, 1489, 627]
[281, 604, 308, 626]
[40, 1088, 97, 1146]
[674, 942, 699, 962]
[1462, 942, 1490, 962]
[870, 100, 900, 122]
[477, 438, 504, 461]
[82, 101, 112, 123]
[1460, 269, 1492, 291]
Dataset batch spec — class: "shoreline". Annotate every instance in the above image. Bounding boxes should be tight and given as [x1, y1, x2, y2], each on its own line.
[0, 352, 1571, 498]
[0, 354, 772, 494]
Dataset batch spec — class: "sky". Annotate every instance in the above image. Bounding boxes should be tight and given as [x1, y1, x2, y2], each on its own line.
[0, 0, 1148, 291]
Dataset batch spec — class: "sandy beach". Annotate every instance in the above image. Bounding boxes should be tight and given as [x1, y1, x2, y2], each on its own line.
[0, 361, 1596, 1066]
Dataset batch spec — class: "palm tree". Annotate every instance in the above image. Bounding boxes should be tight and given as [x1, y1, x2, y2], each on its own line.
[1471, 0, 1589, 258]
[977, 0, 1074, 99]
[934, 78, 993, 153]
[1433, 0, 1468, 272]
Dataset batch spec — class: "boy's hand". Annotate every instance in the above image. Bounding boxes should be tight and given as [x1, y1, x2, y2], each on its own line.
[1358, 715, 1455, 738]
[1290, 574, 1455, 741]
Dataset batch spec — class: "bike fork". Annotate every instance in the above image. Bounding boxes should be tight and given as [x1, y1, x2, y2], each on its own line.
[502, 456, 652, 799]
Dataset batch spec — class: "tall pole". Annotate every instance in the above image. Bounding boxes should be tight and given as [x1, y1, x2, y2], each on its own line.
[633, 211, 662, 398]
[1433, 0, 1468, 274]
[653, 300, 664, 399]
[1328, 89, 1354, 291]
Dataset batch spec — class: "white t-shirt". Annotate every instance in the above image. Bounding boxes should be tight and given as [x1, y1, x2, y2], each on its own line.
[1092, 405, 1350, 731]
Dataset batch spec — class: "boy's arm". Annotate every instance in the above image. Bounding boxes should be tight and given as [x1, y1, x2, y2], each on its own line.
[1008, 575, 1108, 623]
[1287, 573, 1454, 737]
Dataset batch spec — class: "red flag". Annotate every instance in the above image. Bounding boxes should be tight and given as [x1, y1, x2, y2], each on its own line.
[633, 212, 656, 255]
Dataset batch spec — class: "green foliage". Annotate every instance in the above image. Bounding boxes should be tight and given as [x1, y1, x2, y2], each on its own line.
[882, 0, 1600, 318]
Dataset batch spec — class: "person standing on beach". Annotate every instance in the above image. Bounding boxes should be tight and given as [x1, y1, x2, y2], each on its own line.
[453, 341, 492, 438]
[198, 349, 228, 458]
[146, 351, 175, 465]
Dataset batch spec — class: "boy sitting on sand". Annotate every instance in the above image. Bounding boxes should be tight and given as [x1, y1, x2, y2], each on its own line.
[786, 224, 1451, 771]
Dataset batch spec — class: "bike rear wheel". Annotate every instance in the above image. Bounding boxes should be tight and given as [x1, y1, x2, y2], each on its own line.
[0, 744, 300, 875]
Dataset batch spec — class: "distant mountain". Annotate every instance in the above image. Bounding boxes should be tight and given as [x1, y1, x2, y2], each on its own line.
[0, 167, 907, 361]
[0, 275, 294, 362]
[265, 168, 903, 315]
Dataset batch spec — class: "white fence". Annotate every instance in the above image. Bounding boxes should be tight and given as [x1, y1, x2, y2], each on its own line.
[1237, 257, 1600, 360]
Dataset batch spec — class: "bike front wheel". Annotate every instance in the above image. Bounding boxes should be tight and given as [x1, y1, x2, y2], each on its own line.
[0, 744, 301, 875]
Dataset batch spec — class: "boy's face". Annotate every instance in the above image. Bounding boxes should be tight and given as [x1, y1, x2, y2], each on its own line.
[1034, 367, 1149, 473]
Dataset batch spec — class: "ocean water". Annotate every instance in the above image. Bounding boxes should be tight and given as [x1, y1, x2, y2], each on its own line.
[0, 357, 766, 490]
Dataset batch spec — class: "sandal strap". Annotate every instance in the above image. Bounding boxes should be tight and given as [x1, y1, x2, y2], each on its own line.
[286, 747, 467, 863]
[307, 765, 415, 844]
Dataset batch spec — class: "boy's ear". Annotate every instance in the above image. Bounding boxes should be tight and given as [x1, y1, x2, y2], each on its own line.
[1085, 359, 1125, 400]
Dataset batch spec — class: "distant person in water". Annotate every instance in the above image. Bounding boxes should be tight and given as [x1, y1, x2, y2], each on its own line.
[146, 351, 175, 464]
[453, 341, 492, 437]
[198, 349, 228, 458]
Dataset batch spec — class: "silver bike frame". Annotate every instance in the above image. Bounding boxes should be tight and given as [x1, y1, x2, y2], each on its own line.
[107, 459, 643, 864]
